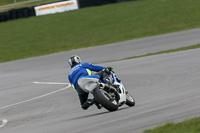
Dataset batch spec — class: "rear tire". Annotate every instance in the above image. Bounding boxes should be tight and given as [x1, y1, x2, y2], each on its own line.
[93, 88, 118, 112]
[125, 93, 135, 107]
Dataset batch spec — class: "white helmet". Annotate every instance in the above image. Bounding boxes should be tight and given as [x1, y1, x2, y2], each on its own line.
[68, 55, 81, 67]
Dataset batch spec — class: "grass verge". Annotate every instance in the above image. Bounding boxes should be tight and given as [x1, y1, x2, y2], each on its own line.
[1, 0, 200, 63]
[107, 44, 200, 62]
[143, 117, 200, 133]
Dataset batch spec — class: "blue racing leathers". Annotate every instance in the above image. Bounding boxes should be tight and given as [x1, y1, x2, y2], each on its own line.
[68, 62, 105, 90]
[68, 62, 105, 110]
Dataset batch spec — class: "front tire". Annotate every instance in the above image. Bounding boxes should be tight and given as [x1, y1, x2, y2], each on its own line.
[93, 88, 118, 112]
[125, 92, 135, 107]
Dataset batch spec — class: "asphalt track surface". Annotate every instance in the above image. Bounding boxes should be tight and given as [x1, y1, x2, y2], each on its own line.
[0, 28, 200, 133]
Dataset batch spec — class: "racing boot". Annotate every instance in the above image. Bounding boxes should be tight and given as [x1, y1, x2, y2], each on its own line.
[82, 99, 94, 110]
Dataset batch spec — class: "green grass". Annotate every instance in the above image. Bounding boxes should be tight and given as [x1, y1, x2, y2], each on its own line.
[1, 0, 200, 63]
[107, 44, 200, 62]
[143, 118, 200, 133]
[0, 0, 27, 5]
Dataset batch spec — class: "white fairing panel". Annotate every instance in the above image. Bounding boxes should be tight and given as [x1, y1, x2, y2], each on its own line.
[78, 78, 99, 93]
[118, 85, 127, 103]
[114, 82, 126, 103]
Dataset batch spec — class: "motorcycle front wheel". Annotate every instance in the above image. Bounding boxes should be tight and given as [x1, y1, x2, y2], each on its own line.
[125, 92, 135, 107]
[93, 88, 118, 112]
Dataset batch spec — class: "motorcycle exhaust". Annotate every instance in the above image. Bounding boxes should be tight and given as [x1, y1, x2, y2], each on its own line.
[98, 83, 120, 101]
[99, 83, 105, 89]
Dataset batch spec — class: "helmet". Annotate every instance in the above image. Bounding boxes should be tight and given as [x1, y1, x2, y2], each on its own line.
[68, 55, 81, 67]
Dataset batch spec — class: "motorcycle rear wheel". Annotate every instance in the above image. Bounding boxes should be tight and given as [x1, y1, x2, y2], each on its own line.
[93, 88, 118, 112]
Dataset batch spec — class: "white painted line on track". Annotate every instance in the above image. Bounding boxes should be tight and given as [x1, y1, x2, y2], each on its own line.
[0, 83, 71, 110]
[0, 119, 8, 128]
[33, 81, 69, 85]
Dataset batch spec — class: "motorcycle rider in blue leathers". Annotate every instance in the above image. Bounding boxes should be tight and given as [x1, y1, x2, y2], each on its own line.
[68, 55, 111, 110]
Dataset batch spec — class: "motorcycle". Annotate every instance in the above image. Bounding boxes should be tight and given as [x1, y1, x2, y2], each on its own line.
[78, 68, 135, 111]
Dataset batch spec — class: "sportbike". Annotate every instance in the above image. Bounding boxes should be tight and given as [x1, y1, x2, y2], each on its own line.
[78, 68, 135, 111]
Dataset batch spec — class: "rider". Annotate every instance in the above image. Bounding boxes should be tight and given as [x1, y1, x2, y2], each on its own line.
[68, 55, 110, 110]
